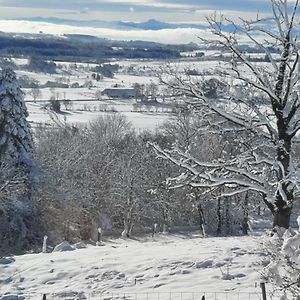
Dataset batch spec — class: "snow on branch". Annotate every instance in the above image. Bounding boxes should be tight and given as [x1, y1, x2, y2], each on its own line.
[150, 142, 269, 197]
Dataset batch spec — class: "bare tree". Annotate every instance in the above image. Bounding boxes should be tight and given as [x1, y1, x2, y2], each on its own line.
[29, 87, 42, 102]
[95, 90, 102, 100]
[153, 0, 300, 228]
[148, 82, 158, 101]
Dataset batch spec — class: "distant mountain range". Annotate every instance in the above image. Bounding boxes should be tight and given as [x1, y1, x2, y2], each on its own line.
[13, 17, 241, 32]
[117, 19, 206, 30]
[8, 17, 297, 46]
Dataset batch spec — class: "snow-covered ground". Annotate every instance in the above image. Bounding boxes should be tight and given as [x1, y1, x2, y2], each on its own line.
[16, 56, 270, 132]
[17, 59, 172, 131]
[0, 233, 271, 300]
[27, 104, 170, 132]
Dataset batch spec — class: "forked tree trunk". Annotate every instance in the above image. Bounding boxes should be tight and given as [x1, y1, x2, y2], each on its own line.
[122, 213, 135, 238]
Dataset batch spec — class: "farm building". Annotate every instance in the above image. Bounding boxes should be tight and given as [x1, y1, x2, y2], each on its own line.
[102, 88, 135, 99]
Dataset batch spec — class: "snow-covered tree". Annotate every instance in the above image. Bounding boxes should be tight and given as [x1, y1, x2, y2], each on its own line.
[264, 218, 300, 298]
[153, 0, 300, 228]
[0, 69, 36, 255]
[0, 68, 33, 165]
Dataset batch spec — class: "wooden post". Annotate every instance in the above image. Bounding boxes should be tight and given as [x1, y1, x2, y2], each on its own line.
[152, 223, 157, 237]
[42, 294, 46, 300]
[260, 282, 267, 300]
[42, 236, 48, 253]
[96, 227, 103, 246]
[97, 227, 102, 243]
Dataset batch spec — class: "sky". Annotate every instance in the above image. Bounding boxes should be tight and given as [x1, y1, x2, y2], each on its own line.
[0, 0, 274, 23]
[0, 0, 297, 44]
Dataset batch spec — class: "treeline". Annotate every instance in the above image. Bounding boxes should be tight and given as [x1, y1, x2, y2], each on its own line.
[0, 34, 181, 62]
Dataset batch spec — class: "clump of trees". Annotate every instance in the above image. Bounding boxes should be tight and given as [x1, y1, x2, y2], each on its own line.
[33, 110, 260, 245]
[133, 82, 159, 102]
[27, 56, 57, 74]
[35, 114, 182, 242]
[49, 97, 61, 113]
[92, 64, 120, 78]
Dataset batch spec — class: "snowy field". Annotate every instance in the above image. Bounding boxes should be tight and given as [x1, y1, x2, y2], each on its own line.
[27, 103, 170, 132]
[0, 233, 272, 300]
[18, 55, 254, 132]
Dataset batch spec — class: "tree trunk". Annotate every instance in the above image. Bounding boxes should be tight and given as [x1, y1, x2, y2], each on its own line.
[122, 215, 134, 238]
[242, 192, 249, 235]
[162, 207, 169, 234]
[197, 203, 205, 235]
[272, 127, 293, 228]
[225, 199, 231, 235]
[121, 223, 130, 238]
[217, 198, 222, 235]
[273, 206, 292, 229]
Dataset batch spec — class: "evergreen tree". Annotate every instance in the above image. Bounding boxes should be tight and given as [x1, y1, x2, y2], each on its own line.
[0, 68, 33, 165]
[0, 69, 37, 255]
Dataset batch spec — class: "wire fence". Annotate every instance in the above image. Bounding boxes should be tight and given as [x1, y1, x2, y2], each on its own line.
[20, 291, 276, 300]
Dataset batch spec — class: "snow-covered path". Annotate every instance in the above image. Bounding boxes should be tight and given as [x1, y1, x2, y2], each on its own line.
[0, 234, 270, 300]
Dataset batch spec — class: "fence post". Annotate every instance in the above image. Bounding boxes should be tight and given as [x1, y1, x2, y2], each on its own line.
[260, 282, 267, 300]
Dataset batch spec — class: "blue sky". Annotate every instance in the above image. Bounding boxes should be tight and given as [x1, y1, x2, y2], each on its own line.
[0, 0, 274, 22]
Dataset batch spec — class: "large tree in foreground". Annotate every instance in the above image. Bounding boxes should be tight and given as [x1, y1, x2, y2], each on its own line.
[0, 68, 33, 165]
[153, 0, 300, 228]
[0, 68, 35, 254]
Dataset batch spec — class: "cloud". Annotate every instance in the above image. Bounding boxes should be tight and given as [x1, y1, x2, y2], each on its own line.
[0, 19, 207, 44]
[0, 0, 297, 24]
[98, 0, 197, 10]
[0, 19, 269, 45]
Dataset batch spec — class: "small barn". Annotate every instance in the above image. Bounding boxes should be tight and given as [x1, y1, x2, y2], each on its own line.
[102, 88, 135, 99]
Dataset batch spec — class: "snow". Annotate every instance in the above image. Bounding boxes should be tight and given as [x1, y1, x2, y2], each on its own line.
[26, 104, 170, 132]
[263, 223, 300, 298]
[14, 59, 174, 131]
[52, 241, 75, 252]
[14, 56, 276, 132]
[0, 20, 208, 45]
[0, 233, 270, 300]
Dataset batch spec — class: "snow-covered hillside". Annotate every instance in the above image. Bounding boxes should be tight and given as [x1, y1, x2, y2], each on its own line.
[0, 233, 270, 300]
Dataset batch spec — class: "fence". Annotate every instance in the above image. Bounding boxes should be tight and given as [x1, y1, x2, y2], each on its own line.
[21, 291, 279, 300]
